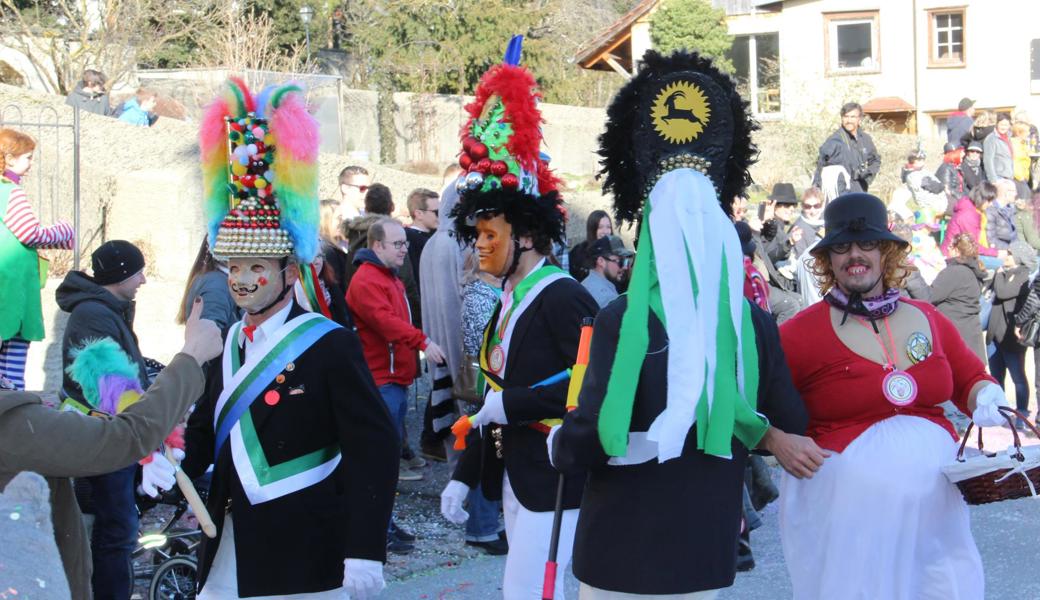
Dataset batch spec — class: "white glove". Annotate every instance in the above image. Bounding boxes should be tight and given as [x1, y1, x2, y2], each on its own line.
[440, 480, 470, 525]
[546, 424, 561, 469]
[342, 558, 385, 599]
[138, 451, 177, 498]
[972, 383, 1010, 428]
[470, 390, 507, 427]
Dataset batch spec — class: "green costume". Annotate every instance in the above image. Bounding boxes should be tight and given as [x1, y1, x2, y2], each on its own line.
[0, 179, 44, 341]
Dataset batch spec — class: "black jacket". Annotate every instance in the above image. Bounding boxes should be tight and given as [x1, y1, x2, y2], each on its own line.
[986, 265, 1031, 348]
[935, 162, 963, 200]
[183, 303, 398, 597]
[930, 258, 987, 360]
[812, 127, 881, 192]
[453, 276, 598, 512]
[551, 297, 807, 594]
[960, 159, 985, 193]
[56, 271, 149, 401]
[568, 240, 592, 281]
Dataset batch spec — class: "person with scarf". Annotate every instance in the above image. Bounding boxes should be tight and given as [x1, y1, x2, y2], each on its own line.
[935, 142, 965, 212]
[438, 36, 598, 600]
[549, 50, 814, 599]
[0, 128, 74, 390]
[960, 141, 985, 193]
[778, 192, 1005, 600]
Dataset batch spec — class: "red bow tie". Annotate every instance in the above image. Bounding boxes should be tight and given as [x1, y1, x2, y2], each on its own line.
[242, 325, 257, 342]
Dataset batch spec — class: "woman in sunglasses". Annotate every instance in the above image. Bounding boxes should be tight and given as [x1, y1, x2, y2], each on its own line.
[790, 186, 826, 258]
[777, 192, 1006, 599]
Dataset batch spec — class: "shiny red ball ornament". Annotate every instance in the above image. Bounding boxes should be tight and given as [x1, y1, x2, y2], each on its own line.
[490, 161, 508, 177]
[476, 158, 492, 174]
[462, 136, 477, 152]
[471, 142, 489, 159]
[501, 173, 519, 189]
[459, 154, 473, 170]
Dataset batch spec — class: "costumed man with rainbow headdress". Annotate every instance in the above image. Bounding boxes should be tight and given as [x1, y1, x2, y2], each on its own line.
[549, 51, 821, 599]
[181, 79, 399, 600]
[437, 36, 598, 599]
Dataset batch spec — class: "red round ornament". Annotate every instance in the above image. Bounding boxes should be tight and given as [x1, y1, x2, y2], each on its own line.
[501, 173, 519, 189]
[476, 158, 492, 174]
[471, 142, 489, 159]
[459, 154, 473, 170]
[463, 136, 477, 152]
[490, 161, 508, 177]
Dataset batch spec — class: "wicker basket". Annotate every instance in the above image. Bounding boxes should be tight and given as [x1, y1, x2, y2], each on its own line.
[943, 407, 1040, 505]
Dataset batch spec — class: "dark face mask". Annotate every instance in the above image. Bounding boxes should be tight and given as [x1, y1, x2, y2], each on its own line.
[965, 154, 981, 166]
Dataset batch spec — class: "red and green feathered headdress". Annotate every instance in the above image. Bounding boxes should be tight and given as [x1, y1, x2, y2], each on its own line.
[199, 78, 320, 263]
[451, 36, 566, 248]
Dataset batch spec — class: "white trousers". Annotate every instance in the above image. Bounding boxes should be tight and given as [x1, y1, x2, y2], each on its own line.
[502, 474, 579, 600]
[578, 585, 721, 600]
[198, 516, 348, 600]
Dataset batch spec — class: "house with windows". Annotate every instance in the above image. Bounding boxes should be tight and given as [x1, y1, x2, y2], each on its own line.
[575, 0, 1040, 139]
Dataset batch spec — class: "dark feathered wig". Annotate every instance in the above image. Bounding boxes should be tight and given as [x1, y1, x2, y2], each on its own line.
[451, 187, 566, 255]
[598, 50, 759, 225]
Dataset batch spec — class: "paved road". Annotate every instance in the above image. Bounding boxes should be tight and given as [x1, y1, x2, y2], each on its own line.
[387, 482, 1040, 600]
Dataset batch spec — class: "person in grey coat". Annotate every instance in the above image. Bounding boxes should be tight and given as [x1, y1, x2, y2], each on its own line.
[63, 70, 113, 117]
[983, 113, 1015, 183]
[930, 233, 988, 361]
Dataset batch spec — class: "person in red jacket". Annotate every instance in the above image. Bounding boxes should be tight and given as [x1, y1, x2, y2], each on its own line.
[346, 217, 447, 551]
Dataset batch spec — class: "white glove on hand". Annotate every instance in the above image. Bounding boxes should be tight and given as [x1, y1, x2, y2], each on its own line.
[138, 451, 177, 498]
[470, 390, 507, 427]
[546, 424, 561, 469]
[972, 383, 1010, 428]
[342, 558, 385, 600]
[440, 480, 470, 525]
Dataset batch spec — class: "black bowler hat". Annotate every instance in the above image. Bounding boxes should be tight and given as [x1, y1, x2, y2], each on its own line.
[768, 183, 798, 205]
[813, 193, 907, 252]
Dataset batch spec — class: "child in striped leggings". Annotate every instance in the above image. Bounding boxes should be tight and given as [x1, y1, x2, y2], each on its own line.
[0, 128, 74, 389]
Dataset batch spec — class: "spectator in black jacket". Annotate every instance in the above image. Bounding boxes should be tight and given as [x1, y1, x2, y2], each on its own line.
[1016, 255, 1040, 425]
[930, 233, 987, 361]
[960, 141, 985, 193]
[64, 70, 113, 116]
[987, 241, 1035, 429]
[935, 143, 965, 212]
[812, 102, 881, 192]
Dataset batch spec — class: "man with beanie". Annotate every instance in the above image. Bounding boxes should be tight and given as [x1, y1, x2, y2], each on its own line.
[55, 239, 173, 600]
[947, 97, 976, 148]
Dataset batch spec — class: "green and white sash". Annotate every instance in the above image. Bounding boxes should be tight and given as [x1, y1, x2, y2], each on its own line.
[216, 313, 341, 505]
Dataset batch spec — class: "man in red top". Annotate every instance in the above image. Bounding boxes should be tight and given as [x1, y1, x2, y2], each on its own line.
[346, 217, 446, 551]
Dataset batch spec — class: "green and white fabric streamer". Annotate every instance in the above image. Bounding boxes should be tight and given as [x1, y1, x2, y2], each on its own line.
[598, 169, 769, 461]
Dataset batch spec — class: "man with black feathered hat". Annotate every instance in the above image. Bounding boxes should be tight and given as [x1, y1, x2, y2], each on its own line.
[437, 36, 598, 600]
[549, 50, 822, 598]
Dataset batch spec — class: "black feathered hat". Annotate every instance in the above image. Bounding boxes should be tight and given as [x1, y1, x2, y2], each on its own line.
[599, 50, 758, 225]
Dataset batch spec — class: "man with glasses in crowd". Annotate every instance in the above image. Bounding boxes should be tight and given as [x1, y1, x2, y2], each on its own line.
[404, 188, 440, 284]
[813, 101, 881, 193]
[581, 234, 634, 309]
[347, 218, 448, 551]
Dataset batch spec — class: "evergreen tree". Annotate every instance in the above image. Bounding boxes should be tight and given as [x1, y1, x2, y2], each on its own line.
[650, 0, 734, 73]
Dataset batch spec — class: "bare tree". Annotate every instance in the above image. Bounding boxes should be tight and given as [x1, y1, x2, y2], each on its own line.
[0, 0, 219, 94]
[194, 6, 312, 88]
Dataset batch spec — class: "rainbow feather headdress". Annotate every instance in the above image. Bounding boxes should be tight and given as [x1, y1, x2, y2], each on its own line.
[199, 78, 320, 263]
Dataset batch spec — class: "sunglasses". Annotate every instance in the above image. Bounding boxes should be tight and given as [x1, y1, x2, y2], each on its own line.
[829, 240, 880, 254]
[605, 256, 632, 268]
[343, 183, 369, 193]
[803, 203, 823, 210]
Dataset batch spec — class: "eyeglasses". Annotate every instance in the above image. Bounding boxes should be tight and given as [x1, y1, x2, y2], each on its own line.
[605, 256, 632, 268]
[343, 183, 369, 193]
[387, 240, 410, 250]
[803, 203, 823, 210]
[423, 208, 439, 217]
[829, 240, 880, 254]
